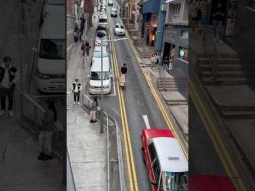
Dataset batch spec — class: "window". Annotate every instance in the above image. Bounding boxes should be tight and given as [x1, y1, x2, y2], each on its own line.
[93, 49, 108, 58]
[159, 171, 188, 191]
[152, 159, 161, 183]
[179, 47, 188, 62]
[172, 4, 181, 22]
[40, 39, 65, 59]
[181, 30, 188, 38]
[90, 71, 110, 80]
[148, 143, 156, 163]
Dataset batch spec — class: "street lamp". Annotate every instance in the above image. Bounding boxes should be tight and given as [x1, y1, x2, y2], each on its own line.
[99, 37, 128, 133]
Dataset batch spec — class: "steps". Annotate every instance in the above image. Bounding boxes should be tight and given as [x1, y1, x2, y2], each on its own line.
[157, 78, 187, 91]
[197, 55, 247, 85]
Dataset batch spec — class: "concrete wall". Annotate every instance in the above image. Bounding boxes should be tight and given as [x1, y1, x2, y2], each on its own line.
[67, 13, 76, 66]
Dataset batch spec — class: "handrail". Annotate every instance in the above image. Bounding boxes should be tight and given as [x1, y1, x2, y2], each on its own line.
[13, 88, 65, 160]
[82, 94, 126, 191]
[202, 26, 219, 80]
[67, 149, 77, 191]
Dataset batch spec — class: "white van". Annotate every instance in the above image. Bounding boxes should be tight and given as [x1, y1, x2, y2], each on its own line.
[98, 14, 108, 30]
[41, 0, 65, 22]
[88, 59, 112, 95]
[34, 6, 65, 93]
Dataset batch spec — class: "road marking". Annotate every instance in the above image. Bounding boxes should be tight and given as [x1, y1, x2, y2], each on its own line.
[189, 79, 246, 191]
[112, 32, 139, 191]
[143, 115, 150, 129]
[125, 32, 188, 159]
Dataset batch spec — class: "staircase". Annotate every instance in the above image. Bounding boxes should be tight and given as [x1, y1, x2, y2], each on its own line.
[157, 78, 188, 105]
[197, 53, 248, 85]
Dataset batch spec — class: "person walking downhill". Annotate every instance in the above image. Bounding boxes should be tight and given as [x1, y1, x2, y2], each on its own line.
[74, 23, 79, 43]
[38, 99, 57, 161]
[212, 1, 225, 43]
[155, 53, 160, 70]
[0, 56, 19, 117]
[162, 56, 169, 72]
[85, 40, 91, 56]
[72, 79, 82, 105]
[90, 97, 98, 123]
[150, 54, 156, 69]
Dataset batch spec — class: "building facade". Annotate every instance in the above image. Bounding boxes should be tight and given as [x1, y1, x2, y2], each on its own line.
[67, 0, 76, 66]
[162, 0, 188, 78]
[142, 0, 166, 53]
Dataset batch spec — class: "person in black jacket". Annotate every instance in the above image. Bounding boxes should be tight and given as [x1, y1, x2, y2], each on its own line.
[121, 63, 127, 74]
[0, 56, 19, 117]
[212, 2, 225, 43]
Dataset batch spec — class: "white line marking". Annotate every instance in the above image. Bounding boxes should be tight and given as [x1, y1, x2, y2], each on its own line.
[143, 115, 150, 129]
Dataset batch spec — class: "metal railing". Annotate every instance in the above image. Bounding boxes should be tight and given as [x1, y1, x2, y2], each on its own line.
[202, 26, 219, 80]
[13, 88, 65, 160]
[67, 150, 77, 191]
[82, 94, 126, 191]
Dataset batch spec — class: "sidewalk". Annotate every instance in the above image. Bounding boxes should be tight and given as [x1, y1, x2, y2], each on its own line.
[0, 116, 64, 190]
[67, 15, 107, 190]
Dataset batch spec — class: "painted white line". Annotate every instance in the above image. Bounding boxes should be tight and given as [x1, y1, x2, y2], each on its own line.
[143, 115, 150, 129]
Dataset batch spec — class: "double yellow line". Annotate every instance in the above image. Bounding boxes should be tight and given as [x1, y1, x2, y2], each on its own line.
[189, 79, 246, 191]
[125, 33, 188, 159]
[111, 39, 139, 191]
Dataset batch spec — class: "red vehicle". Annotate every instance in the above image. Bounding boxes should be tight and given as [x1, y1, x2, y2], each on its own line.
[141, 129, 188, 191]
[189, 175, 237, 191]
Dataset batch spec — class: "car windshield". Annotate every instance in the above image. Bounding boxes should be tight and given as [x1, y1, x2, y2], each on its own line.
[159, 171, 188, 191]
[47, 0, 65, 5]
[39, 39, 65, 59]
[93, 49, 108, 58]
[99, 19, 107, 23]
[96, 32, 107, 38]
[90, 71, 110, 80]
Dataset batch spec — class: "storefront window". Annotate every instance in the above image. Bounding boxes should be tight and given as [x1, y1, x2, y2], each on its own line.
[249, 0, 255, 9]
[179, 47, 188, 62]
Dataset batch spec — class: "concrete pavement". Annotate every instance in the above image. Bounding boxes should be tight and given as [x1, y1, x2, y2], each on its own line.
[67, 14, 108, 190]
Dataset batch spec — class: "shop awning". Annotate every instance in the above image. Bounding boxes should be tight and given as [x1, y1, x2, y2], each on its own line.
[142, 0, 160, 14]
[166, 0, 183, 4]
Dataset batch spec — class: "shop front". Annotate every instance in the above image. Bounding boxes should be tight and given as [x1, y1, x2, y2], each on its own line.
[146, 14, 157, 47]
[162, 24, 188, 78]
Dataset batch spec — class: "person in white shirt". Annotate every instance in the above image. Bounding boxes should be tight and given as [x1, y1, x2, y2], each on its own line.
[71, 79, 82, 105]
[0, 56, 19, 117]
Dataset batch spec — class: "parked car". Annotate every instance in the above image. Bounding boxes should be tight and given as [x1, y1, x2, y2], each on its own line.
[108, 0, 113, 6]
[95, 30, 108, 46]
[98, 14, 108, 30]
[111, 7, 117, 17]
[91, 46, 110, 66]
[114, 23, 125, 36]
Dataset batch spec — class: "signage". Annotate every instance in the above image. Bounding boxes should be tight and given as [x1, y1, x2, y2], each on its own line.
[168, 157, 179, 160]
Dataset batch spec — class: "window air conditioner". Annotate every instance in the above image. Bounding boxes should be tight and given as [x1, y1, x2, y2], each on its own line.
[161, 4, 167, 11]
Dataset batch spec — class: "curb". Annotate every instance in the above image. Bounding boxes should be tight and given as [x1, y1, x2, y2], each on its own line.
[122, 19, 188, 145]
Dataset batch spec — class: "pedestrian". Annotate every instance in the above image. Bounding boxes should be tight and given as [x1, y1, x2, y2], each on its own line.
[79, 23, 84, 42]
[169, 59, 173, 72]
[38, 99, 57, 161]
[212, 1, 225, 43]
[162, 56, 169, 71]
[72, 79, 81, 105]
[85, 41, 91, 56]
[150, 54, 156, 69]
[0, 56, 19, 117]
[90, 97, 98, 123]
[81, 42, 86, 57]
[155, 53, 160, 70]
[74, 23, 79, 42]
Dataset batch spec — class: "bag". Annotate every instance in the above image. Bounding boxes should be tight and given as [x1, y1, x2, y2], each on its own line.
[156, 59, 159, 64]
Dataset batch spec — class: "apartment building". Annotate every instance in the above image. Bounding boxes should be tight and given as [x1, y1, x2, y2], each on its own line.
[162, 0, 188, 78]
